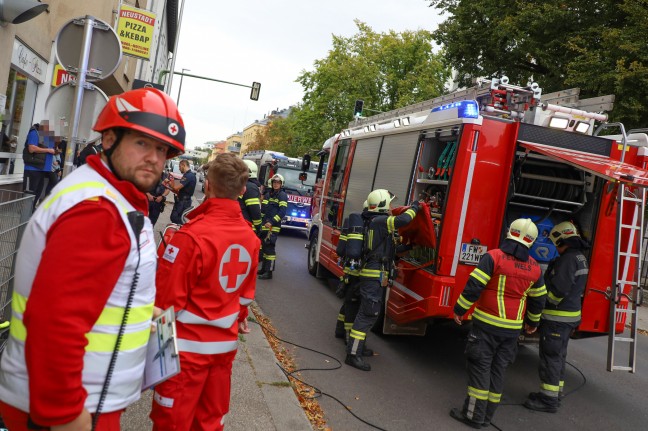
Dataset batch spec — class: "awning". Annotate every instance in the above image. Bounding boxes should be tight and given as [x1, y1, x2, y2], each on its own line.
[518, 141, 648, 187]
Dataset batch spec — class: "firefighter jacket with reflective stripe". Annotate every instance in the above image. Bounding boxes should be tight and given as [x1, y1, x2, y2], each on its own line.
[261, 188, 288, 230]
[156, 198, 260, 356]
[542, 247, 588, 323]
[454, 244, 547, 335]
[238, 179, 262, 232]
[359, 203, 419, 280]
[0, 163, 156, 415]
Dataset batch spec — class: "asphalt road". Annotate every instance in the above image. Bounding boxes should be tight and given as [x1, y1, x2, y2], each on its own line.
[255, 231, 648, 431]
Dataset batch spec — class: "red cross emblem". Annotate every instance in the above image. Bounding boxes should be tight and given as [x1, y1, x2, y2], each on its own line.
[168, 122, 179, 136]
[219, 245, 251, 293]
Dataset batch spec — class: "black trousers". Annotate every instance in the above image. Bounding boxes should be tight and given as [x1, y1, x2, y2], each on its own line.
[537, 319, 576, 406]
[149, 201, 164, 226]
[23, 170, 46, 208]
[347, 279, 382, 356]
[461, 323, 518, 424]
[260, 230, 278, 269]
[336, 277, 361, 339]
[170, 198, 192, 224]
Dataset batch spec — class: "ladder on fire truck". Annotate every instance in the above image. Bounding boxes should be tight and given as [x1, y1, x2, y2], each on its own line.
[597, 124, 645, 372]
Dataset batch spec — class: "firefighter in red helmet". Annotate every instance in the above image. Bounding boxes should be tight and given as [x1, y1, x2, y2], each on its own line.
[0, 88, 184, 431]
[450, 218, 547, 429]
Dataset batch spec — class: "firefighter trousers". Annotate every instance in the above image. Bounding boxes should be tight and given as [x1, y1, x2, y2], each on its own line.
[347, 279, 382, 356]
[537, 319, 576, 406]
[336, 279, 361, 341]
[150, 350, 237, 431]
[461, 324, 518, 425]
[260, 230, 278, 268]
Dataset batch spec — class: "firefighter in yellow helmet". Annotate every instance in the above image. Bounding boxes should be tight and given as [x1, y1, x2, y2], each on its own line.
[524, 221, 589, 413]
[238, 159, 263, 235]
[345, 189, 420, 371]
[258, 173, 288, 279]
[451, 218, 547, 428]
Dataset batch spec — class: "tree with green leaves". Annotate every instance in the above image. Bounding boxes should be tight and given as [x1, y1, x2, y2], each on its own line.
[293, 20, 450, 152]
[428, 0, 648, 128]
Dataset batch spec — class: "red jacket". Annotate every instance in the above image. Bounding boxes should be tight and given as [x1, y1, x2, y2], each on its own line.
[156, 198, 260, 355]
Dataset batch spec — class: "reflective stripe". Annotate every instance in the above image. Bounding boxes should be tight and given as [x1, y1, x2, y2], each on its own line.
[470, 268, 490, 285]
[526, 311, 541, 322]
[497, 275, 506, 319]
[273, 215, 281, 222]
[359, 268, 381, 278]
[279, 201, 287, 207]
[387, 216, 395, 233]
[473, 309, 523, 330]
[517, 295, 526, 321]
[271, 227, 280, 232]
[467, 386, 488, 401]
[252, 219, 261, 226]
[344, 322, 353, 330]
[176, 339, 238, 355]
[347, 234, 363, 240]
[85, 328, 150, 352]
[265, 255, 276, 261]
[456, 294, 473, 310]
[42, 181, 105, 210]
[245, 198, 260, 205]
[95, 304, 153, 326]
[12, 291, 27, 314]
[542, 309, 581, 322]
[337, 314, 345, 322]
[488, 392, 501, 403]
[350, 329, 366, 341]
[527, 284, 547, 297]
[575, 269, 589, 276]
[547, 291, 562, 305]
[405, 209, 416, 219]
[240, 297, 253, 306]
[339, 234, 348, 241]
[9, 316, 26, 341]
[176, 310, 239, 329]
[541, 382, 560, 394]
[154, 391, 174, 408]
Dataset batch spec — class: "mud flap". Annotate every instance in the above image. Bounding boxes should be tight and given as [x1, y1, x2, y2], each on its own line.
[380, 288, 427, 336]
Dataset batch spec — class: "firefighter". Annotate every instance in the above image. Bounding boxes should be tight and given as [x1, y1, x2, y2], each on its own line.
[240, 159, 263, 235]
[524, 221, 589, 413]
[346, 190, 419, 371]
[450, 218, 547, 429]
[258, 173, 288, 279]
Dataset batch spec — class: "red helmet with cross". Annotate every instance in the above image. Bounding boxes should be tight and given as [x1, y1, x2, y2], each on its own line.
[93, 88, 185, 159]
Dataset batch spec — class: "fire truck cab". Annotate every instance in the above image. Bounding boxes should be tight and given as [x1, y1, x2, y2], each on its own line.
[307, 78, 646, 370]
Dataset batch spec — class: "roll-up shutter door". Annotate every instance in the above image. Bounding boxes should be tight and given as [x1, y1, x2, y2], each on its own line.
[373, 131, 420, 207]
[343, 137, 383, 220]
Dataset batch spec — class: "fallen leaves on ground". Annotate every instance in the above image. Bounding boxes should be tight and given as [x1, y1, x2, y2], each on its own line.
[252, 305, 330, 430]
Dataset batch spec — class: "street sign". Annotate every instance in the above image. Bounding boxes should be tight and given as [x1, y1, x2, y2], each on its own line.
[133, 79, 165, 91]
[250, 82, 261, 101]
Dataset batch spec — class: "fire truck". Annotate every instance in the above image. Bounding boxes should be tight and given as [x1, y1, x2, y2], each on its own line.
[242, 150, 319, 234]
[307, 77, 647, 372]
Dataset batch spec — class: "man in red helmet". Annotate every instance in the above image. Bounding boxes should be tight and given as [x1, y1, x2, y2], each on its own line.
[0, 88, 185, 431]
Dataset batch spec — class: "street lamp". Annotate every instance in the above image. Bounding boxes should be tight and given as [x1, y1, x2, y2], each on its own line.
[177, 68, 190, 108]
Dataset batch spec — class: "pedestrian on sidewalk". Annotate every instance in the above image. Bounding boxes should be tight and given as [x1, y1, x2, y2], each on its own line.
[450, 218, 547, 429]
[524, 221, 589, 413]
[165, 159, 196, 224]
[0, 88, 185, 431]
[151, 153, 260, 431]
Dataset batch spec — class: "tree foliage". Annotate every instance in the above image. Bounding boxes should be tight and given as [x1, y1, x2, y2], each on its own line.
[429, 0, 648, 128]
[290, 20, 450, 153]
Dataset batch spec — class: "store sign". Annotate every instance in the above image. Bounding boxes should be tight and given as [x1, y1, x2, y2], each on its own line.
[117, 5, 156, 60]
[11, 39, 47, 84]
[52, 64, 76, 87]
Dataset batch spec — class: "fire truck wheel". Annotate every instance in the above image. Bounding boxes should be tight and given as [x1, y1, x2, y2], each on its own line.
[307, 232, 320, 277]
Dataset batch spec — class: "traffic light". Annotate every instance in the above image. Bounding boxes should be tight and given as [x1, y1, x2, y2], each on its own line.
[354, 99, 364, 117]
[250, 82, 261, 101]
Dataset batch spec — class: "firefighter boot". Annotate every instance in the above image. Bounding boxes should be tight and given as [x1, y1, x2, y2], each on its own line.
[362, 344, 374, 356]
[523, 395, 558, 413]
[335, 315, 346, 340]
[257, 258, 266, 275]
[258, 260, 274, 280]
[449, 408, 483, 429]
[345, 354, 371, 371]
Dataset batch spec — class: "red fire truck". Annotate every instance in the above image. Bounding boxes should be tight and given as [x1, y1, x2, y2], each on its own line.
[307, 78, 646, 371]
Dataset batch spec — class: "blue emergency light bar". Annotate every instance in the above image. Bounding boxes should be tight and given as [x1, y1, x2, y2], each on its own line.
[431, 100, 479, 119]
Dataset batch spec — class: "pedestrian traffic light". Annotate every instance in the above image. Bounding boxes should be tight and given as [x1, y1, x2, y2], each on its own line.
[250, 82, 261, 101]
[354, 99, 364, 117]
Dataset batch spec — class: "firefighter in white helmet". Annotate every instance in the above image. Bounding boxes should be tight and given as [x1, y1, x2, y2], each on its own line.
[524, 221, 589, 413]
[345, 190, 420, 371]
[258, 173, 288, 279]
[451, 218, 547, 428]
[238, 159, 263, 235]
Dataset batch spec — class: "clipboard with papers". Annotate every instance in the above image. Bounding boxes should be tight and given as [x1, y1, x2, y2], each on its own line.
[142, 306, 181, 390]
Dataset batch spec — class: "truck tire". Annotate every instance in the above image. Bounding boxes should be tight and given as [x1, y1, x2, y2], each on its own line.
[307, 232, 320, 276]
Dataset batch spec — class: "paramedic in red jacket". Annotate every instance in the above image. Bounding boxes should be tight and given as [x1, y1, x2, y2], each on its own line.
[151, 153, 260, 431]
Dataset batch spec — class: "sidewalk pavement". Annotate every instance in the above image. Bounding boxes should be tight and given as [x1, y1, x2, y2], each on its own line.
[120, 193, 313, 431]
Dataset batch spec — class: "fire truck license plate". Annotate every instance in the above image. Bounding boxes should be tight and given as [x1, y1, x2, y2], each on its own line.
[459, 243, 487, 265]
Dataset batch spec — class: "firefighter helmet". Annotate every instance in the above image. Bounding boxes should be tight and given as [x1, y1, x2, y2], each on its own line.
[549, 221, 579, 246]
[93, 87, 185, 159]
[363, 200, 368, 211]
[243, 159, 258, 179]
[366, 189, 395, 213]
[268, 173, 284, 187]
[506, 218, 538, 248]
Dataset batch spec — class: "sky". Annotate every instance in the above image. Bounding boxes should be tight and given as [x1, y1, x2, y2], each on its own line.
[165, 0, 445, 149]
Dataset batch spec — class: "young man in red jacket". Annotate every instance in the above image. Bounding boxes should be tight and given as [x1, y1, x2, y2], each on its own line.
[0, 88, 185, 431]
[151, 153, 260, 431]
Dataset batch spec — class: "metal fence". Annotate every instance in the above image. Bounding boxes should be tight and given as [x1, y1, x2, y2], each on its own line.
[0, 190, 34, 351]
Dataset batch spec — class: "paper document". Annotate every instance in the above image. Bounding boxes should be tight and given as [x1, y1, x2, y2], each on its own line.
[142, 306, 181, 390]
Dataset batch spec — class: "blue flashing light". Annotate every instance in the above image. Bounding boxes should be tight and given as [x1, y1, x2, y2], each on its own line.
[291, 211, 298, 216]
[300, 213, 307, 218]
[430, 100, 479, 119]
